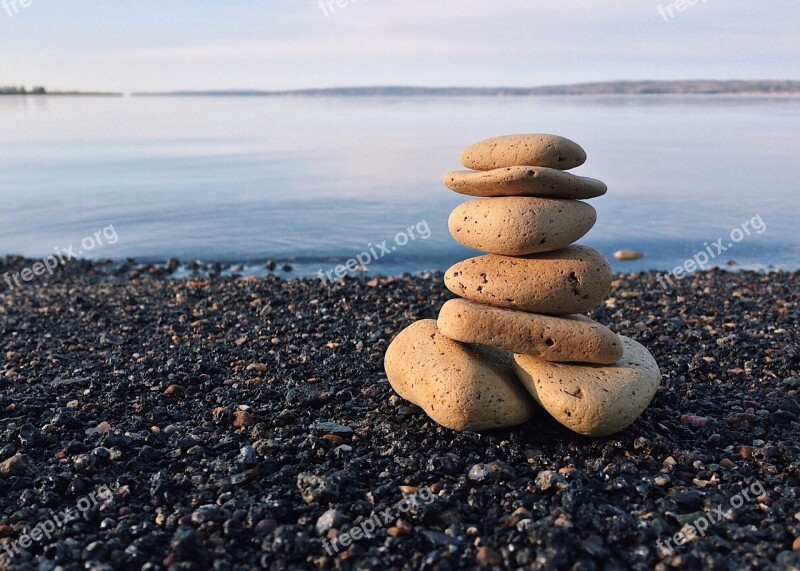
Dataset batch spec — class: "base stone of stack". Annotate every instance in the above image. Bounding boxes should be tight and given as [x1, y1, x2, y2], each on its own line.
[513, 336, 661, 437]
[384, 319, 537, 432]
[437, 299, 623, 364]
[444, 166, 607, 199]
[459, 134, 587, 171]
[444, 245, 612, 315]
[448, 197, 596, 256]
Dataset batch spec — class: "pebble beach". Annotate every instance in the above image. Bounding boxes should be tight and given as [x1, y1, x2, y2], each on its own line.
[1, 256, 798, 570]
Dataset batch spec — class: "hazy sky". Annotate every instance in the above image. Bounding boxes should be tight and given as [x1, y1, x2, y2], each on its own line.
[1, 1, 798, 92]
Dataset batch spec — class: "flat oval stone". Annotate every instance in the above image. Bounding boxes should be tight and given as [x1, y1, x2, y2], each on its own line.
[460, 134, 587, 171]
[384, 319, 537, 431]
[444, 166, 607, 199]
[444, 246, 611, 314]
[437, 299, 623, 364]
[513, 336, 661, 436]
[614, 250, 645, 261]
[448, 197, 596, 255]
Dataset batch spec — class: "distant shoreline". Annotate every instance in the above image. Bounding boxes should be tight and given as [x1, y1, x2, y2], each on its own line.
[131, 80, 800, 97]
[0, 92, 123, 97]
[4, 81, 799, 98]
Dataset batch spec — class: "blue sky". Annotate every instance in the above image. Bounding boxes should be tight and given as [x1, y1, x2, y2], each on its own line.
[1, 1, 798, 92]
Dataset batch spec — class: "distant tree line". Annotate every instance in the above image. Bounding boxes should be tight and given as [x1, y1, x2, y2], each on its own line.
[0, 86, 47, 95]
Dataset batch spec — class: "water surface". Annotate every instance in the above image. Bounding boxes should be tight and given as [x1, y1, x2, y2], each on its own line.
[1, 95, 797, 276]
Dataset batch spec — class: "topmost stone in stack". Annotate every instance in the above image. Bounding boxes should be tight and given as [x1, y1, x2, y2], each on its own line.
[384, 134, 661, 437]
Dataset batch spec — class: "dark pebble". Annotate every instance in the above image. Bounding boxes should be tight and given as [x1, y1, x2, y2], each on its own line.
[313, 421, 353, 436]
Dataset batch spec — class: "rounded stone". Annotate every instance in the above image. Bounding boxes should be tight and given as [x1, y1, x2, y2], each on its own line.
[444, 166, 607, 199]
[437, 299, 623, 364]
[513, 335, 661, 437]
[614, 250, 645, 261]
[444, 246, 612, 314]
[460, 134, 587, 171]
[384, 320, 537, 431]
[448, 197, 596, 255]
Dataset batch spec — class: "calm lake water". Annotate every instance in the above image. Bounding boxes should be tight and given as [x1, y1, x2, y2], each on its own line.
[1, 95, 798, 277]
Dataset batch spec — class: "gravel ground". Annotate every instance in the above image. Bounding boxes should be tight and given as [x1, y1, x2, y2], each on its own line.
[0, 256, 799, 570]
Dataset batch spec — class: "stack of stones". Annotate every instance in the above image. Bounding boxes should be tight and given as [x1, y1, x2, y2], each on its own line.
[385, 134, 661, 437]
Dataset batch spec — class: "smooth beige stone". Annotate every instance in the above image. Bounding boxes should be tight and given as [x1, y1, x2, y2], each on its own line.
[437, 299, 623, 364]
[384, 319, 537, 431]
[448, 197, 596, 255]
[614, 250, 645, 261]
[444, 246, 612, 315]
[513, 336, 661, 437]
[444, 166, 607, 199]
[460, 134, 587, 171]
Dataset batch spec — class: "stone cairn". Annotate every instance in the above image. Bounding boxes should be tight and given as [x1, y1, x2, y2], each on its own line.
[385, 134, 661, 437]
